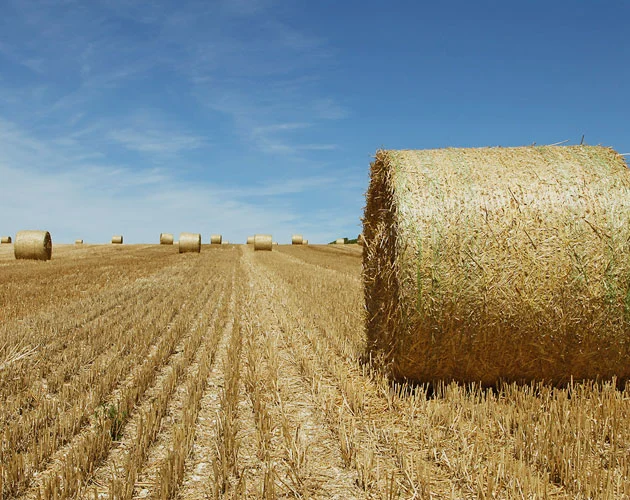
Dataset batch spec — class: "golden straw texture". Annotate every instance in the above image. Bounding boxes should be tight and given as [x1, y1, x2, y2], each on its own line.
[179, 232, 201, 253]
[364, 146, 630, 386]
[254, 234, 273, 251]
[1, 236, 11, 244]
[160, 233, 174, 245]
[292, 234, 303, 245]
[210, 234, 222, 244]
[112, 235, 123, 244]
[14, 230, 52, 261]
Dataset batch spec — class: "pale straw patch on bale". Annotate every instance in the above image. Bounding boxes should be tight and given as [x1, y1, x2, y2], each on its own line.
[112, 235, 123, 244]
[1, 236, 11, 244]
[364, 146, 630, 386]
[179, 232, 201, 253]
[291, 234, 303, 245]
[160, 233, 174, 245]
[254, 234, 273, 251]
[14, 230, 52, 261]
[210, 234, 222, 244]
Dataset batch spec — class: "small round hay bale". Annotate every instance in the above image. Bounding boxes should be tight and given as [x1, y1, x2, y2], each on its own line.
[210, 234, 222, 244]
[14, 230, 52, 261]
[254, 234, 272, 251]
[112, 235, 123, 244]
[160, 233, 174, 245]
[75, 239, 83, 245]
[179, 232, 201, 253]
[302, 239, 308, 245]
[357, 233, 364, 246]
[222, 241, 230, 245]
[335, 238, 345, 245]
[246, 236, 254, 245]
[291, 234, 303, 245]
[364, 146, 630, 386]
[273, 242, 279, 246]
[1, 236, 12, 244]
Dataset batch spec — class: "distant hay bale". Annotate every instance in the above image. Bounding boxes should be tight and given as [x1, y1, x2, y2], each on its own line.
[273, 242, 279, 246]
[364, 146, 630, 386]
[222, 241, 229, 245]
[335, 238, 345, 245]
[291, 234, 303, 245]
[357, 234, 364, 246]
[1, 236, 11, 244]
[112, 235, 123, 244]
[160, 233, 174, 245]
[14, 230, 52, 261]
[211, 234, 222, 244]
[302, 239, 309, 245]
[246, 236, 254, 245]
[254, 234, 273, 251]
[179, 232, 201, 253]
[75, 239, 83, 245]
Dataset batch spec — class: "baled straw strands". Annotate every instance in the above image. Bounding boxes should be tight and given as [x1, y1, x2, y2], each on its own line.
[14, 230, 52, 261]
[210, 234, 222, 244]
[1, 236, 11, 244]
[292, 234, 303, 245]
[160, 233, 174, 245]
[364, 146, 630, 386]
[112, 235, 123, 244]
[179, 232, 201, 253]
[254, 234, 273, 251]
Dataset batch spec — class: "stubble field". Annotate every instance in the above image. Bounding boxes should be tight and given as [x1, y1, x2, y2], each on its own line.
[0, 243, 628, 499]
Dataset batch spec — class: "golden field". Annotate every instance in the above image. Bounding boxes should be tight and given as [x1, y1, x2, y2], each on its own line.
[0, 243, 628, 499]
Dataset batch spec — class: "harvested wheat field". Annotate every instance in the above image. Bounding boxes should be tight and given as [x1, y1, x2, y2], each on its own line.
[0, 243, 628, 499]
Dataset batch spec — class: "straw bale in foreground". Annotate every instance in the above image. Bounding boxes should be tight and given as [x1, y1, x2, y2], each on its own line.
[179, 232, 201, 253]
[1, 236, 11, 244]
[254, 234, 272, 251]
[14, 230, 52, 260]
[364, 146, 630, 385]
[112, 235, 123, 244]
[210, 234, 222, 244]
[160, 233, 174, 245]
[291, 234, 303, 245]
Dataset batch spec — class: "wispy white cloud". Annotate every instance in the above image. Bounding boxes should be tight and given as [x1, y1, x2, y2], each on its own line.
[107, 129, 207, 154]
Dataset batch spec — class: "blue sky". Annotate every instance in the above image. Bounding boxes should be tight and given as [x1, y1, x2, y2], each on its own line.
[1, 0, 629, 243]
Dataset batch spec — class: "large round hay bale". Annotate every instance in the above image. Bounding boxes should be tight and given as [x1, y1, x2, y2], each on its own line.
[160, 233, 174, 245]
[302, 239, 308, 245]
[364, 146, 630, 386]
[112, 235, 123, 244]
[75, 239, 83, 245]
[254, 234, 272, 251]
[14, 230, 52, 261]
[1, 236, 11, 244]
[335, 238, 345, 245]
[246, 236, 254, 245]
[291, 234, 303, 245]
[179, 232, 201, 253]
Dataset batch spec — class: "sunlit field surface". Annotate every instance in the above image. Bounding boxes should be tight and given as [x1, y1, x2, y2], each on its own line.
[0, 244, 628, 499]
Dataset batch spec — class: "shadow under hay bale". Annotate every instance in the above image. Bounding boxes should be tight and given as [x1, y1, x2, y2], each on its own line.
[364, 146, 630, 386]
